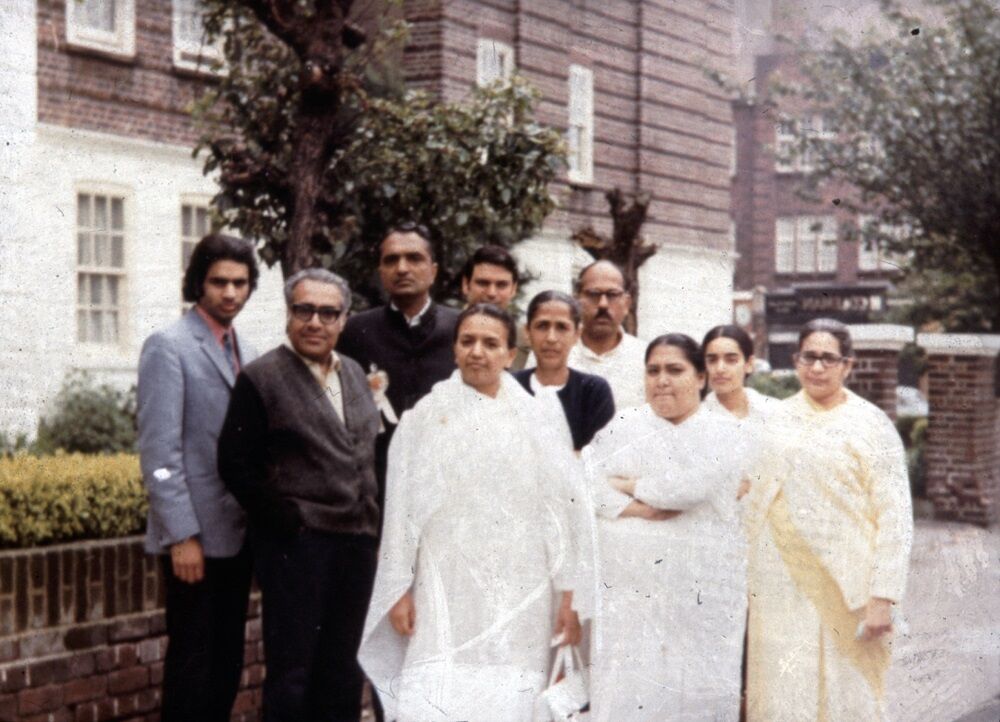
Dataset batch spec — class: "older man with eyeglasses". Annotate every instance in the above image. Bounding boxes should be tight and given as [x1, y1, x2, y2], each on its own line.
[218, 268, 381, 722]
[567, 260, 648, 410]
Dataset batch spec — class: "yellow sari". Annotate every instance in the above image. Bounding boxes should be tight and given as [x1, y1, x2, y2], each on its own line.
[746, 390, 913, 722]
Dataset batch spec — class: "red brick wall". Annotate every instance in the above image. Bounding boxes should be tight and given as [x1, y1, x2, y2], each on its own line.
[0, 538, 263, 722]
[923, 352, 1000, 525]
[404, 0, 735, 251]
[36, 0, 212, 147]
[847, 348, 900, 419]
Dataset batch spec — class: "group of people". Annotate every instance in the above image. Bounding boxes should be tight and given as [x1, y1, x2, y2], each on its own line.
[137, 223, 913, 722]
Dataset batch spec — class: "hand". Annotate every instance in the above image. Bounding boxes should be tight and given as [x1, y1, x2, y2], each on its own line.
[609, 475, 637, 496]
[620, 500, 680, 522]
[170, 537, 205, 584]
[861, 597, 894, 641]
[737, 478, 751, 500]
[389, 590, 415, 636]
[554, 592, 582, 646]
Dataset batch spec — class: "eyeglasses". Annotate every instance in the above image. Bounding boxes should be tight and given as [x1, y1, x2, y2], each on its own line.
[580, 289, 626, 302]
[793, 351, 848, 368]
[290, 303, 343, 324]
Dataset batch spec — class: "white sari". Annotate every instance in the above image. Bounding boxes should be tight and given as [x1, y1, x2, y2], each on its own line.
[359, 371, 595, 722]
[584, 404, 748, 721]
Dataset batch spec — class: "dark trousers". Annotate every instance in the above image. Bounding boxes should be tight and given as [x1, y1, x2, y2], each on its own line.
[254, 528, 378, 722]
[160, 547, 253, 722]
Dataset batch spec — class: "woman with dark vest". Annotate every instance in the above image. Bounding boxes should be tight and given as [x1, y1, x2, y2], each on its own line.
[514, 290, 616, 451]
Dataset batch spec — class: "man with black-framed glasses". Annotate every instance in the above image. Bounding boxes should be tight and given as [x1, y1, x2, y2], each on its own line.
[568, 260, 648, 410]
[218, 268, 381, 721]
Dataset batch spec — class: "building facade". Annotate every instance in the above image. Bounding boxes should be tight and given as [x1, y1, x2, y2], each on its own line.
[0, 0, 737, 438]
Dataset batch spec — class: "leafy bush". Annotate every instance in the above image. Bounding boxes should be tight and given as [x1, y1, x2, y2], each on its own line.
[897, 415, 928, 499]
[36, 373, 137, 455]
[747, 372, 802, 400]
[0, 454, 146, 548]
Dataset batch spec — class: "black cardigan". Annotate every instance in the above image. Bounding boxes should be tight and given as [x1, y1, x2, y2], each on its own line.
[513, 367, 616, 450]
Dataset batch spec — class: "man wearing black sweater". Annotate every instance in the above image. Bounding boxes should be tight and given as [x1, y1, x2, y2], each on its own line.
[336, 223, 459, 518]
[218, 268, 380, 722]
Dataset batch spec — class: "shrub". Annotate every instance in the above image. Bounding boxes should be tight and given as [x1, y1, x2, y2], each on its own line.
[36, 372, 137, 455]
[0, 454, 146, 548]
[747, 372, 801, 400]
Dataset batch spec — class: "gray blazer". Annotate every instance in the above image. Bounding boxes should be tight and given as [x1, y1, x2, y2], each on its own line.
[137, 310, 258, 557]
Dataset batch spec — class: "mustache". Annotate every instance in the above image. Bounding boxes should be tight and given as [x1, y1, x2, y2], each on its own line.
[594, 309, 613, 320]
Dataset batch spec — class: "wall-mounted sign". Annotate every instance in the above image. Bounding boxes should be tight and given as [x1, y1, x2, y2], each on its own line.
[765, 285, 889, 327]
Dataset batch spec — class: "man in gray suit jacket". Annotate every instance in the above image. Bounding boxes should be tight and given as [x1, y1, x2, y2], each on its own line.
[219, 268, 380, 722]
[137, 233, 259, 722]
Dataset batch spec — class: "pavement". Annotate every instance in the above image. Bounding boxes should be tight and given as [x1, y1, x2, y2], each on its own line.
[887, 520, 1000, 722]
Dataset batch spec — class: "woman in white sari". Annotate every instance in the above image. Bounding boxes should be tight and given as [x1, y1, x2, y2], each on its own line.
[359, 304, 594, 722]
[585, 334, 748, 721]
[745, 318, 912, 721]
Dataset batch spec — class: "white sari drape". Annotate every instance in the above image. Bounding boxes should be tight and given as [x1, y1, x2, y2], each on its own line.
[584, 405, 748, 721]
[359, 371, 595, 722]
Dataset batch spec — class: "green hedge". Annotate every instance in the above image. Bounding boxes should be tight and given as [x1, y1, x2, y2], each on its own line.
[0, 454, 146, 548]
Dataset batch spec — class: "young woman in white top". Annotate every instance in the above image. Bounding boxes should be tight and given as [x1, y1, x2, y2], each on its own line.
[701, 324, 780, 423]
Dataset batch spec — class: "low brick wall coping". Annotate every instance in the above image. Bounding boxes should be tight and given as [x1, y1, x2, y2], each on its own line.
[917, 333, 1000, 357]
[849, 324, 915, 352]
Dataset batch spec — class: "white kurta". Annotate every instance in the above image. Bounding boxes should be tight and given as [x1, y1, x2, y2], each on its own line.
[359, 372, 595, 722]
[584, 405, 748, 722]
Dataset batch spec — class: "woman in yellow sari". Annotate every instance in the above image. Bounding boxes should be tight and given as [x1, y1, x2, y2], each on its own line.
[745, 318, 913, 721]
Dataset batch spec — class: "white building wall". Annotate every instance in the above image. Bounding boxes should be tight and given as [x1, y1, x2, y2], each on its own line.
[0, 124, 286, 438]
[0, 0, 40, 441]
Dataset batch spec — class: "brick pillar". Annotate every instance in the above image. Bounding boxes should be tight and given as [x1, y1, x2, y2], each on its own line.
[847, 324, 914, 420]
[918, 333, 1000, 525]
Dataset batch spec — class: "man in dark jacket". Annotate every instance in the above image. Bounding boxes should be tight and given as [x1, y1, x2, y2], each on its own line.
[336, 222, 459, 517]
[218, 268, 380, 722]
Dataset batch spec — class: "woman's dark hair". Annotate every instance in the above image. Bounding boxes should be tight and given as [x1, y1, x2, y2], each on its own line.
[454, 303, 517, 349]
[462, 245, 519, 284]
[182, 233, 259, 303]
[798, 318, 854, 357]
[702, 324, 754, 362]
[526, 290, 581, 327]
[644, 333, 705, 374]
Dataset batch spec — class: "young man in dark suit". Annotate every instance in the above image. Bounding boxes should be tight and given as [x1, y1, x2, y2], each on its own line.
[136, 234, 259, 722]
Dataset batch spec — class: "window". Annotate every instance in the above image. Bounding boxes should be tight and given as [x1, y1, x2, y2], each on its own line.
[856, 215, 907, 272]
[77, 192, 127, 344]
[775, 113, 836, 173]
[476, 39, 514, 87]
[181, 201, 212, 310]
[567, 64, 594, 185]
[173, 0, 223, 72]
[775, 216, 838, 274]
[65, 0, 135, 58]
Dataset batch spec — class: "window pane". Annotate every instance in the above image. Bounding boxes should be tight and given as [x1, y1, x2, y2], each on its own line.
[78, 232, 91, 265]
[77, 194, 91, 228]
[182, 240, 195, 270]
[797, 233, 816, 272]
[106, 311, 119, 342]
[77, 311, 88, 343]
[182, 205, 192, 237]
[94, 232, 108, 266]
[111, 235, 124, 268]
[90, 275, 103, 304]
[111, 198, 124, 230]
[818, 238, 838, 272]
[94, 196, 108, 231]
[90, 311, 103, 342]
[108, 276, 119, 304]
[82, 0, 116, 32]
[195, 207, 210, 235]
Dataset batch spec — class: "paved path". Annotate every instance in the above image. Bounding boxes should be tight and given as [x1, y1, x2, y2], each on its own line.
[887, 520, 1000, 722]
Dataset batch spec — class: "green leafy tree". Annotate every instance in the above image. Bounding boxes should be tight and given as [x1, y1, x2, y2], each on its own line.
[777, 0, 1000, 331]
[35, 373, 137, 455]
[195, 2, 564, 304]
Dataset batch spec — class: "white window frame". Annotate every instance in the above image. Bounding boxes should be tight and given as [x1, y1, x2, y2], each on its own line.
[567, 64, 594, 185]
[76, 185, 131, 347]
[65, 0, 136, 59]
[856, 215, 907, 273]
[476, 39, 514, 87]
[180, 196, 214, 308]
[775, 216, 838, 274]
[173, 0, 224, 73]
[775, 113, 836, 174]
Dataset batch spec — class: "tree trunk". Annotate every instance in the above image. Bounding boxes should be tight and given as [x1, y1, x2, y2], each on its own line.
[282, 108, 334, 277]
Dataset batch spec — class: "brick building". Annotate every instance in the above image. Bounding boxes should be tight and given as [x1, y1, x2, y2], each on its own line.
[0, 0, 737, 438]
[730, 0, 907, 366]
